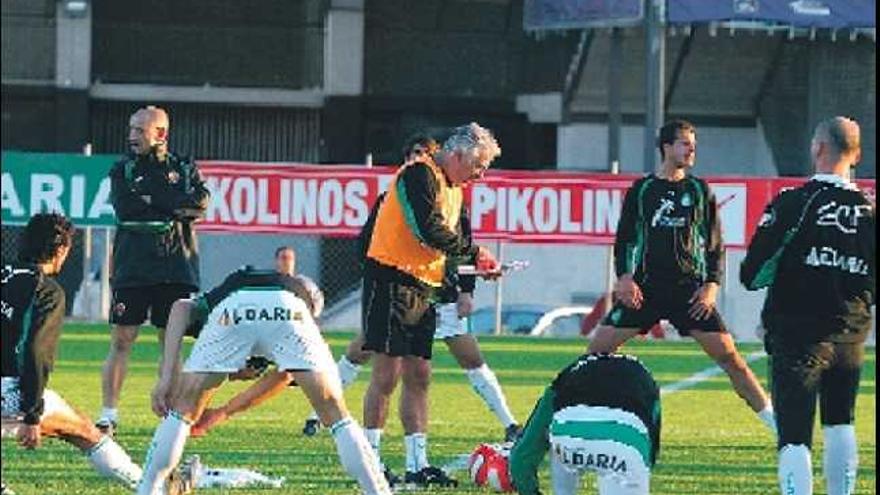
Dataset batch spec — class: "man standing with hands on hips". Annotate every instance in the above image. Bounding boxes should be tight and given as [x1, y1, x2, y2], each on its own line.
[97, 105, 210, 436]
[588, 120, 776, 437]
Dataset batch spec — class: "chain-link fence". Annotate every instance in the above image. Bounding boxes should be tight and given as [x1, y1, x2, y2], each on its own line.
[1, 225, 363, 323]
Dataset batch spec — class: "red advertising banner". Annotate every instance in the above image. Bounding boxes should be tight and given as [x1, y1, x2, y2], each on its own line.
[196, 162, 875, 247]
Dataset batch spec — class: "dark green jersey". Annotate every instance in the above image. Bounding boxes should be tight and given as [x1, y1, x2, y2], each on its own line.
[741, 175, 875, 341]
[1, 264, 66, 424]
[509, 353, 661, 495]
[615, 175, 724, 286]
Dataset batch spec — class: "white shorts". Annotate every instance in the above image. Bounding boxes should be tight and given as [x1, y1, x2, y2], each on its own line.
[183, 290, 336, 374]
[433, 303, 468, 340]
[1, 377, 75, 438]
[548, 405, 651, 495]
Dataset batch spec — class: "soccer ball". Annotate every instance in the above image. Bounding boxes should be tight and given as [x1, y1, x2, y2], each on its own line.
[467, 443, 514, 492]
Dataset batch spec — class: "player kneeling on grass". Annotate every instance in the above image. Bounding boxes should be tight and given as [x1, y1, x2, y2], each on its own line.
[509, 353, 661, 495]
[1, 213, 193, 495]
[137, 265, 391, 495]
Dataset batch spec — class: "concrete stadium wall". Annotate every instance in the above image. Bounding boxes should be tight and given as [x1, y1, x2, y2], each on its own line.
[557, 123, 777, 176]
[198, 233, 321, 295]
[759, 39, 876, 178]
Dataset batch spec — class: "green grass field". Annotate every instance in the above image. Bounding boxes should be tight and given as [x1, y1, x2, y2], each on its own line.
[1, 324, 875, 494]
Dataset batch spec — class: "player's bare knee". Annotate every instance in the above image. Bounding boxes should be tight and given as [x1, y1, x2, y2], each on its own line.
[316, 398, 347, 427]
[402, 360, 431, 390]
[170, 394, 200, 417]
[109, 332, 137, 353]
[372, 373, 398, 395]
[169, 299, 196, 324]
[404, 373, 430, 392]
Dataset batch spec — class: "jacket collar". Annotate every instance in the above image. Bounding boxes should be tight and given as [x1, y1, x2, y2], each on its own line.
[810, 173, 857, 190]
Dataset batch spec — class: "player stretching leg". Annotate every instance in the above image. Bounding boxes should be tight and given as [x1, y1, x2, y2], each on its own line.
[2, 214, 191, 495]
[136, 266, 390, 495]
[588, 120, 776, 437]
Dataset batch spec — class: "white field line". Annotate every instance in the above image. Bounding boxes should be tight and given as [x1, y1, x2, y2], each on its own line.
[660, 350, 767, 396]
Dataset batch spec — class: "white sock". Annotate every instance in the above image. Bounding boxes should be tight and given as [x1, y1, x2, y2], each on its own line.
[100, 407, 119, 423]
[550, 456, 580, 494]
[338, 356, 362, 388]
[404, 433, 428, 473]
[364, 428, 383, 469]
[758, 405, 778, 437]
[779, 444, 812, 495]
[136, 411, 191, 495]
[465, 364, 517, 428]
[85, 435, 143, 489]
[823, 425, 858, 495]
[331, 418, 392, 495]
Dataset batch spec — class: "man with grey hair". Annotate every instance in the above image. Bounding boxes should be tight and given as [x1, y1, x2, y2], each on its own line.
[361, 122, 502, 488]
[742, 116, 874, 495]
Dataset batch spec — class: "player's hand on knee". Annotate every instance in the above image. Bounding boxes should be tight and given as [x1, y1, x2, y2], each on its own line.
[687, 283, 718, 320]
[614, 274, 643, 309]
[17, 423, 40, 449]
[151, 379, 173, 417]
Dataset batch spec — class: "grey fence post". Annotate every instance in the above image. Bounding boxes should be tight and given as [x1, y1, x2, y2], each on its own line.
[493, 240, 504, 335]
[101, 229, 111, 320]
[605, 160, 620, 301]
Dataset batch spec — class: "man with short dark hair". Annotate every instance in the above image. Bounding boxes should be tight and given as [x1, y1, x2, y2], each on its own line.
[98, 105, 210, 435]
[588, 120, 777, 436]
[741, 116, 874, 495]
[1, 213, 192, 495]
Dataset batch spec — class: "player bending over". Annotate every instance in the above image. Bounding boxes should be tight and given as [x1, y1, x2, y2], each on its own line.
[136, 265, 390, 495]
[510, 353, 661, 495]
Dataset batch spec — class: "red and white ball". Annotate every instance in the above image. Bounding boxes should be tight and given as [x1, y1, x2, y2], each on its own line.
[467, 443, 514, 492]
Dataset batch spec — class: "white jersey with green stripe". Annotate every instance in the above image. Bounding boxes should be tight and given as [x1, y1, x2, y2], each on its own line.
[183, 267, 335, 374]
[549, 405, 651, 475]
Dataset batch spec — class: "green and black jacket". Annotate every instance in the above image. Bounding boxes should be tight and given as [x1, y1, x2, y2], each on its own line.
[509, 353, 661, 495]
[615, 174, 723, 286]
[361, 166, 477, 296]
[1, 264, 66, 424]
[109, 151, 210, 290]
[741, 175, 875, 343]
